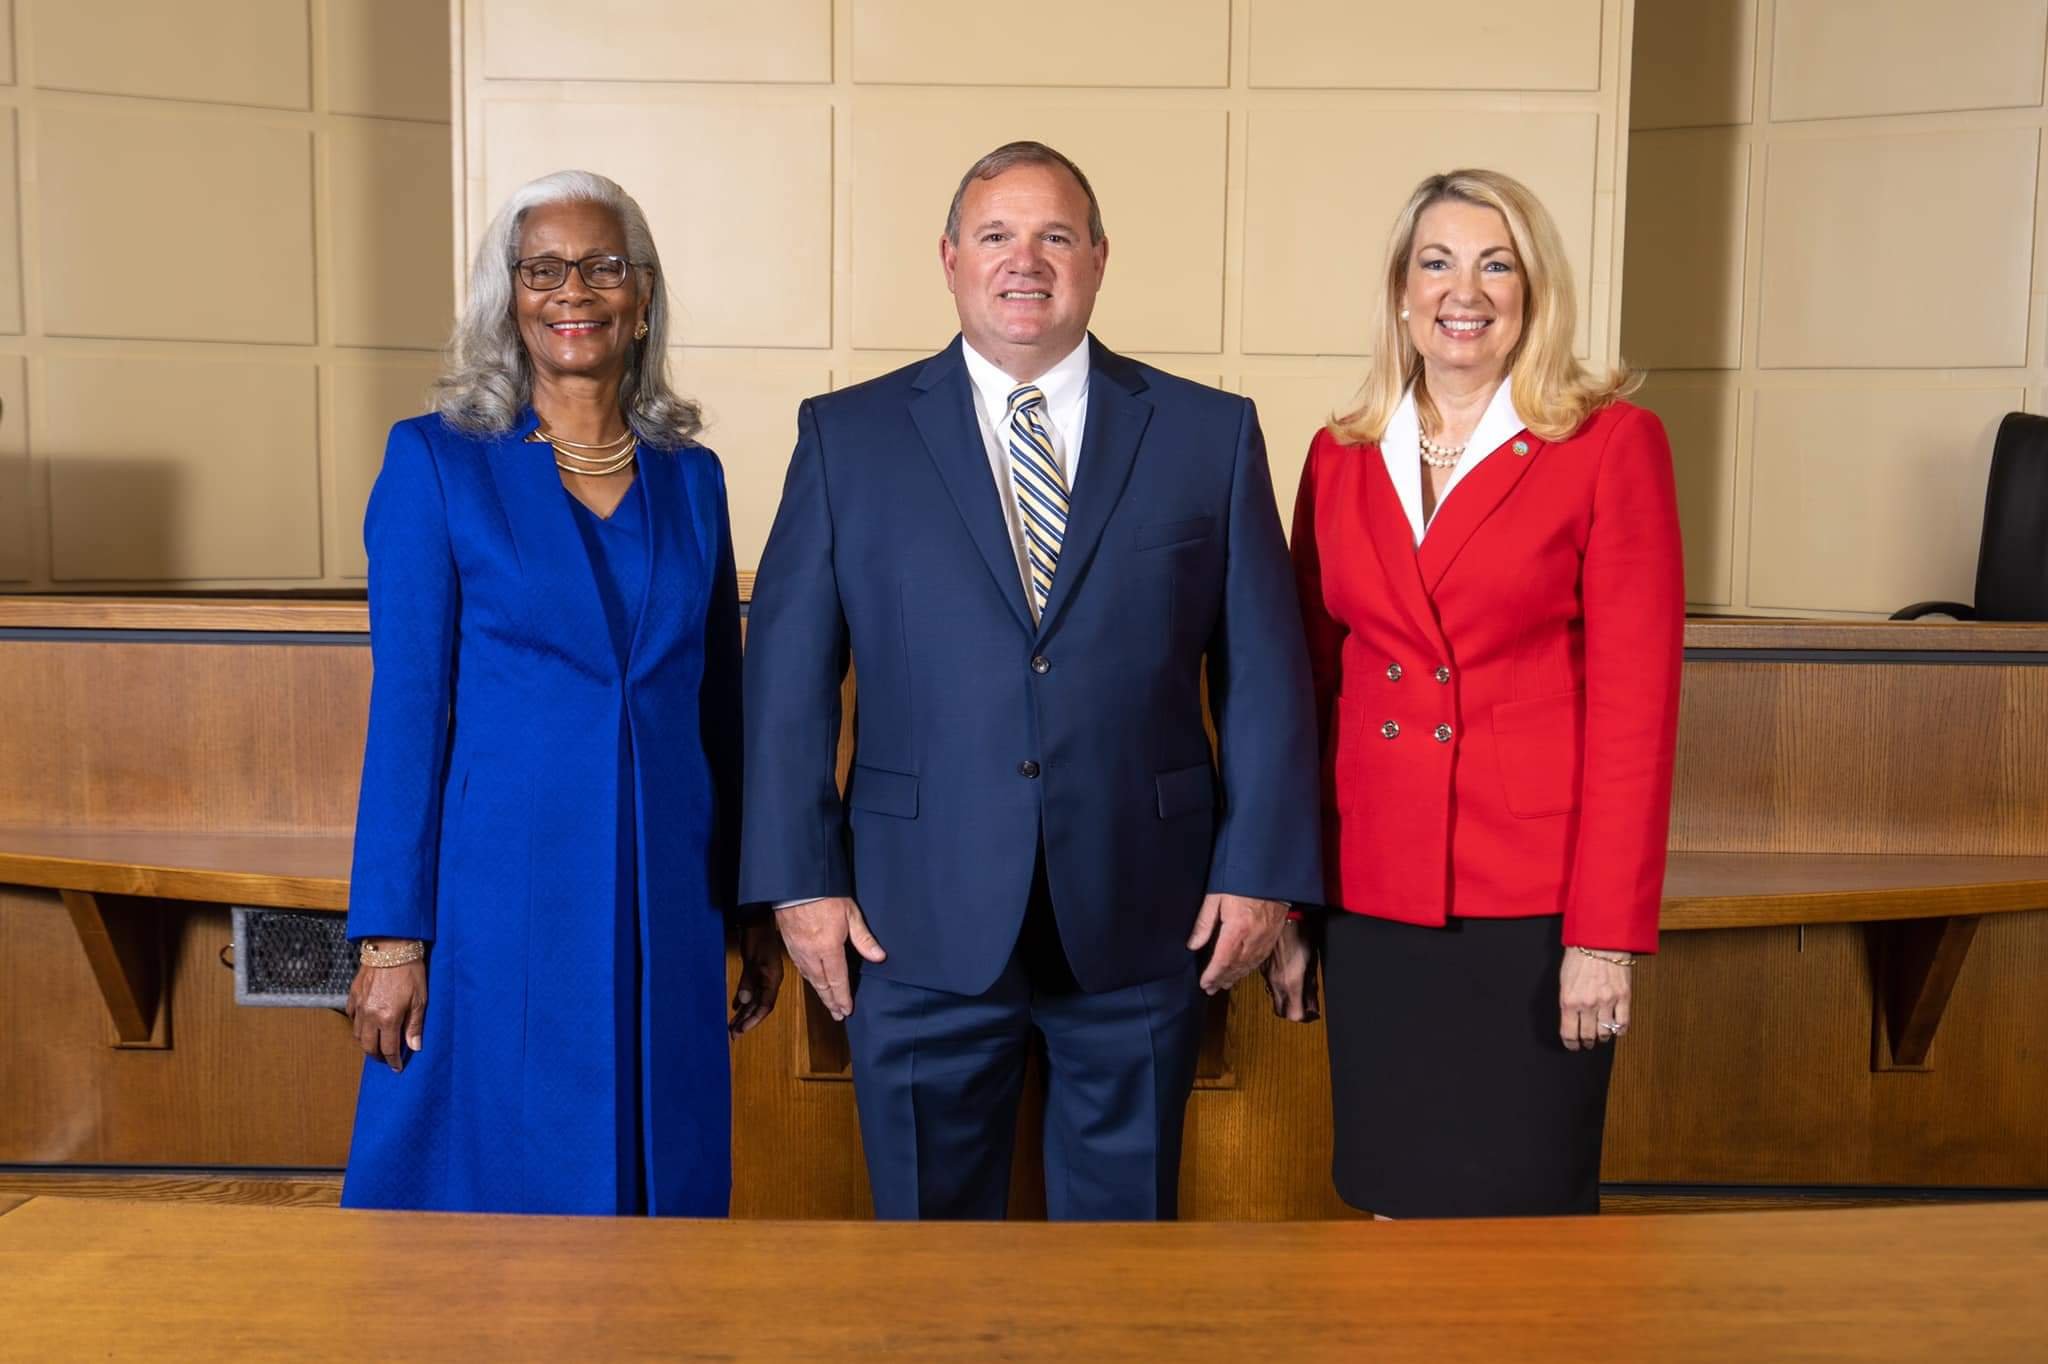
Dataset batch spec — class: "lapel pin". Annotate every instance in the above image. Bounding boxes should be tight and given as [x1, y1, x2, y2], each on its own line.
[1512, 440, 1529, 457]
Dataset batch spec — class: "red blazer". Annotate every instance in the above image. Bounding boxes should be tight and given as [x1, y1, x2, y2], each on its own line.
[1290, 399, 1684, 953]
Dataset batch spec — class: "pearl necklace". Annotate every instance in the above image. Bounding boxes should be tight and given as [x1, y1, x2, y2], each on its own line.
[1418, 432, 1466, 469]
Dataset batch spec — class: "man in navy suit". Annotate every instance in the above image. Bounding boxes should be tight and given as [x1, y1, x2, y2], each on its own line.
[741, 141, 1321, 1220]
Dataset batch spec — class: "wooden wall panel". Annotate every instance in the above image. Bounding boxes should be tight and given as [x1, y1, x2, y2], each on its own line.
[1770, 0, 2048, 122]
[852, 0, 1229, 87]
[1606, 913, 2048, 1184]
[0, 356, 26, 582]
[38, 109, 317, 345]
[1629, 0, 2048, 618]
[1249, 0, 1603, 91]
[43, 357, 324, 582]
[34, 0, 311, 110]
[0, 641, 367, 832]
[0, 890, 359, 1164]
[3, 0, 451, 592]
[1670, 662, 2048, 854]
[460, 0, 1636, 573]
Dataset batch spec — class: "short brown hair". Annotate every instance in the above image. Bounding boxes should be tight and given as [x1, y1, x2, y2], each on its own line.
[943, 141, 1105, 245]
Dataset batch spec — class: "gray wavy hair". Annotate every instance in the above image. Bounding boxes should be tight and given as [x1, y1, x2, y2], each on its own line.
[433, 169, 702, 447]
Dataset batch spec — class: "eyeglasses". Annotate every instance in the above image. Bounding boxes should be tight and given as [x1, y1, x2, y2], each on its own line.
[513, 254, 641, 291]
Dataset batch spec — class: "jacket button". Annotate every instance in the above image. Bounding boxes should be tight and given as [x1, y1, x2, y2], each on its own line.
[1434, 666, 1451, 684]
[1386, 663, 1403, 682]
[1018, 760, 1040, 778]
[1380, 721, 1400, 740]
[1434, 724, 1453, 742]
[1030, 655, 1051, 674]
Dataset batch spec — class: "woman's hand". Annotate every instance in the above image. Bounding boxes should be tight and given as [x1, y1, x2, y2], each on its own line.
[1558, 950, 1631, 1051]
[1261, 918, 1320, 1023]
[729, 916, 786, 1036]
[344, 952, 427, 1072]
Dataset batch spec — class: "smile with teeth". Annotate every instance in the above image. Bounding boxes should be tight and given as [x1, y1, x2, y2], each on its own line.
[1438, 318, 1490, 335]
[1000, 290, 1051, 300]
[548, 320, 607, 335]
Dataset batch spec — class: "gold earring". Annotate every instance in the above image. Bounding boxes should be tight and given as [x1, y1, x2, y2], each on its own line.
[633, 320, 649, 340]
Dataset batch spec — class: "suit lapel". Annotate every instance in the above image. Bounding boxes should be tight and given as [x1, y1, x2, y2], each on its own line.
[622, 446, 703, 682]
[1362, 448, 1450, 658]
[490, 412, 619, 681]
[1416, 430, 1546, 595]
[1034, 338, 1152, 642]
[909, 340, 1035, 634]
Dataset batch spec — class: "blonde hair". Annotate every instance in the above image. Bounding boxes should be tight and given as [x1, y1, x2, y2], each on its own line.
[1328, 168, 1634, 446]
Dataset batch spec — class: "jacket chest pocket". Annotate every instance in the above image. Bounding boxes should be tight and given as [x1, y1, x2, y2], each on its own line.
[1134, 516, 1214, 552]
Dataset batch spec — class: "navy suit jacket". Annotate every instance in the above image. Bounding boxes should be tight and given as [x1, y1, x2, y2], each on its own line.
[740, 337, 1322, 996]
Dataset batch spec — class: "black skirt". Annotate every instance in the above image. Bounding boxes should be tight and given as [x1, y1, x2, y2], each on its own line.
[1322, 910, 1615, 1218]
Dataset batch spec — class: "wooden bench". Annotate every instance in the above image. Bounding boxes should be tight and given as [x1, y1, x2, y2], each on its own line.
[3, 822, 2038, 1068]
[0, 826, 347, 1046]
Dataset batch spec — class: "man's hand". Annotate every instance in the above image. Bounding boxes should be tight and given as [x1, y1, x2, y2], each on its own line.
[1186, 893, 1288, 995]
[729, 916, 787, 1036]
[1260, 917, 1320, 1022]
[774, 896, 886, 1021]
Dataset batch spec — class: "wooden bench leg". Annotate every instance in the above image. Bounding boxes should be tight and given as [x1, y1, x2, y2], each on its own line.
[1871, 915, 1981, 1071]
[59, 889, 170, 1049]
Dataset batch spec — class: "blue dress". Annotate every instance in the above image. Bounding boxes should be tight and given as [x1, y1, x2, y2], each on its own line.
[341, 413, 740, 1217]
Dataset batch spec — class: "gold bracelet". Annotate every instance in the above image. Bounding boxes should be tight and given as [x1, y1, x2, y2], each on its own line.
[1572, 945, 1635, 967]
[359, 939, 427, 968]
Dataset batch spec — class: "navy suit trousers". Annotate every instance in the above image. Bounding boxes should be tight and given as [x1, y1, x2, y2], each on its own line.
[844, 848, 1205, 1221]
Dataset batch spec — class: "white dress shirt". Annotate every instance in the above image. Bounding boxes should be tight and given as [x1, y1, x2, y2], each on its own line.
[1379, 379, 1529, 547]
[961, 336, 1092, 616]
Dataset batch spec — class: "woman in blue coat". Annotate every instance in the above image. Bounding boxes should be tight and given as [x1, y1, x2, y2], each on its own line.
[340, 169, 783, 1216]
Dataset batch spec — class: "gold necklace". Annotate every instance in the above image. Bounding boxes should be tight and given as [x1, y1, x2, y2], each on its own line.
[542, 428, 634, 452]
[527, 426, 638, 476]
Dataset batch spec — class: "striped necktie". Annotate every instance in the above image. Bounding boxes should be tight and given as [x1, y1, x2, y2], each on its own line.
[1006, 384, 1068, 619]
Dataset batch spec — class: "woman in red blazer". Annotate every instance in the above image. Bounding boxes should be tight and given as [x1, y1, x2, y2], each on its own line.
[1266, 169, 1684, 1218]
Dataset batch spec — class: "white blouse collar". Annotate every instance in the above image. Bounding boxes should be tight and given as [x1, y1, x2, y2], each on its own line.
[1379, 379, 1528, 547]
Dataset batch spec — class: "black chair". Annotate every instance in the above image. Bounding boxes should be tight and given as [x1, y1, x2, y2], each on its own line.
[1893, 411, 2048, 621]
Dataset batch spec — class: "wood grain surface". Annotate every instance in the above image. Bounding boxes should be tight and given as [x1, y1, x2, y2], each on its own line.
[1669, 661, 2048, 855]
[0, 1171, 343, 1208]
[0, 640, 367, 832]
[1660, 852, 2048, 928]
[2, 1198, 2044, 1361]
[0, 596, 370, 632]
[1681, 618, 2048, 652]
[0, 827, 350, 909]
[0, 1195, 26, 1218]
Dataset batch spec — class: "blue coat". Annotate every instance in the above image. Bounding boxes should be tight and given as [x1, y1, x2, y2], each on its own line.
[740, 338, 1323, 996]
[342, 411, 741, 1216]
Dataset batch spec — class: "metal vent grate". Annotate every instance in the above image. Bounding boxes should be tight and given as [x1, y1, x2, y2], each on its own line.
[231, 907, 354, 1008]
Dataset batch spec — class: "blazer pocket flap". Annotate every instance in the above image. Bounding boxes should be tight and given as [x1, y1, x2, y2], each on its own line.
[1135, 515, 1215, 551]
[1491, 689, 1583, 736]
[1490, 690, 1584, 818]
[847, 764, 919, 818]
[1156, 762, 1217, 819]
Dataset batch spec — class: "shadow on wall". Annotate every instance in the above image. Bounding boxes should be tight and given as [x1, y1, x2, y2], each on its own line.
[44, 456, 189, 585]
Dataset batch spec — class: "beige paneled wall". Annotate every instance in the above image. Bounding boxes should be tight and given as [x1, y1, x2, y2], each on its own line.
[0, 0, 452, 591]
[1627, 0, 2048, 616]
[459, 0, 1638, 571]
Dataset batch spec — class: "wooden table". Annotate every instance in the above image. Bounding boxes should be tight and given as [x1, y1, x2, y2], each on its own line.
[0, 1197, 2042, 1360]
